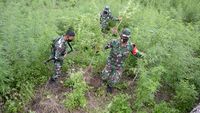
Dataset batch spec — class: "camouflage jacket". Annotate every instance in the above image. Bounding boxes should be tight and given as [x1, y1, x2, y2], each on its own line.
[52, 36, 68, 60]
[100, 11, 119, 29]
[105, 39, 143, 70]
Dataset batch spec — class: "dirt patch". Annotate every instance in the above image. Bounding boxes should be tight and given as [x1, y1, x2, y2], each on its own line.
[25, 67, 139, 113]
[155, 84, 173, 102]
[86, 90, 109, 113]
[25, 75, 71, 113]
[31, 96, 66, 113]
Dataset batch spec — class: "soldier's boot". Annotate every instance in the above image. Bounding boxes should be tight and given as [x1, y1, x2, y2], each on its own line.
[106, 84, 113, 93]
[51, 73, 61, 81]
[50, 76, 57, 82]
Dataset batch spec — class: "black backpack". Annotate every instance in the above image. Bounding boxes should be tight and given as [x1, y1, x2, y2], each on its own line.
[51, 37, 60, 57]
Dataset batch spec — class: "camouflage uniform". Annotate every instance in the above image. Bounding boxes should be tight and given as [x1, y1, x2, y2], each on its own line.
[100, 6, 119, 33]
[102, 28, 143, 86]
[51, 36, 68, 80]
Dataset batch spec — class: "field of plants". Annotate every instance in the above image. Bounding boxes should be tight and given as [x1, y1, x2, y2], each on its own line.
[0, 0, 200, 113]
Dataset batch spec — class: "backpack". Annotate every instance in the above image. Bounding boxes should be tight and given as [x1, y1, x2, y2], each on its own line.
[51, 37, 60, 57]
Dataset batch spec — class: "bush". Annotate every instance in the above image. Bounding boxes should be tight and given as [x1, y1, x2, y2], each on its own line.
[63, 72, 88, 110]
[173, 80, 198, 112]
[107, 93, 132, 113]
[153, 101, 179, 113]
[134, 65, 165, 110]
[63, 90, 87, 110]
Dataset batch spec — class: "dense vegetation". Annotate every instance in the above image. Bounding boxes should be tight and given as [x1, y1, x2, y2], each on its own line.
[0, 0, 200, 113]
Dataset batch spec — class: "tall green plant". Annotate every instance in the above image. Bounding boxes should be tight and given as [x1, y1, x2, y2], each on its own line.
[63, 72, 88, 110]
[173, 80, 198, 112]
[107, 93, 132, 113]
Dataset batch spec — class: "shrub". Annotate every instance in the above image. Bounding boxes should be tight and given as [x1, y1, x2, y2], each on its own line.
[63, 72, 88, 110]
[153, 101, 179, 113]
[107, 93, 132, 113]
[173, 80, 198, 112]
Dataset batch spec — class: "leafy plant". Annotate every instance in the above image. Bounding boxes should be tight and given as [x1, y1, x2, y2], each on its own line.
[153, 101, 179, 113]
[107, 93, 132, 113]
[134, 65, 165, 110]
[63, 72, 88, 110]
[0, 0, 199, 112]
[173, 80, 198, 112]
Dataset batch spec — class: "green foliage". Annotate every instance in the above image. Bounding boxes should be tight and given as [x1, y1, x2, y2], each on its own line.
[63, 72, 88, 110]
[136, 0, 200, 23]
[136, 111, 148, 113]
[63, 90, 87, 110]
[134, 65, 165, 110]
[128, 1, 200, 112]
[169, 0, 200, 23]
[115, 81, 129, 90]
[64, 72, 88, 92]
[107, 93, 132, 113]
[0, 0, 200, 112]
[0, 0, 57, 112]
[173, 80, 198, 112]
[3, 82, 34, 113]
[153, 101, 179, 113]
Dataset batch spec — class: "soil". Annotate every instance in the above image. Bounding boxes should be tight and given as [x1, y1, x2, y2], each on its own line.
[24, 67, 152, 113]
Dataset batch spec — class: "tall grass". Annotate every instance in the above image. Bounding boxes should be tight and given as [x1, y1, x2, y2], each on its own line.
[0, 0, 199, 112]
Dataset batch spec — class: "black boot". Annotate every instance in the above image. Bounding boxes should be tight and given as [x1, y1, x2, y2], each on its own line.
[50, 76, 58, 82]
[106, 84, 113, 93]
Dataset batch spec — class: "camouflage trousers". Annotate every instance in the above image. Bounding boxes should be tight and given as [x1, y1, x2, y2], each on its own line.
[101, 64, 122, 86]
[101, 22, 109, 33]
[52, 60, 63, 80]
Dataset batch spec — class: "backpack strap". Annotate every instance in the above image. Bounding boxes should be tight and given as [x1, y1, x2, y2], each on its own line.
[51, 37, 61, 57]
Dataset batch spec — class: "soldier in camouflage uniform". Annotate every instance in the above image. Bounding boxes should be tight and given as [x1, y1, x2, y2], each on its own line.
[100, 5, 121, 33]
[50, 29, 75, 81]
[102, 28, 144, 93]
